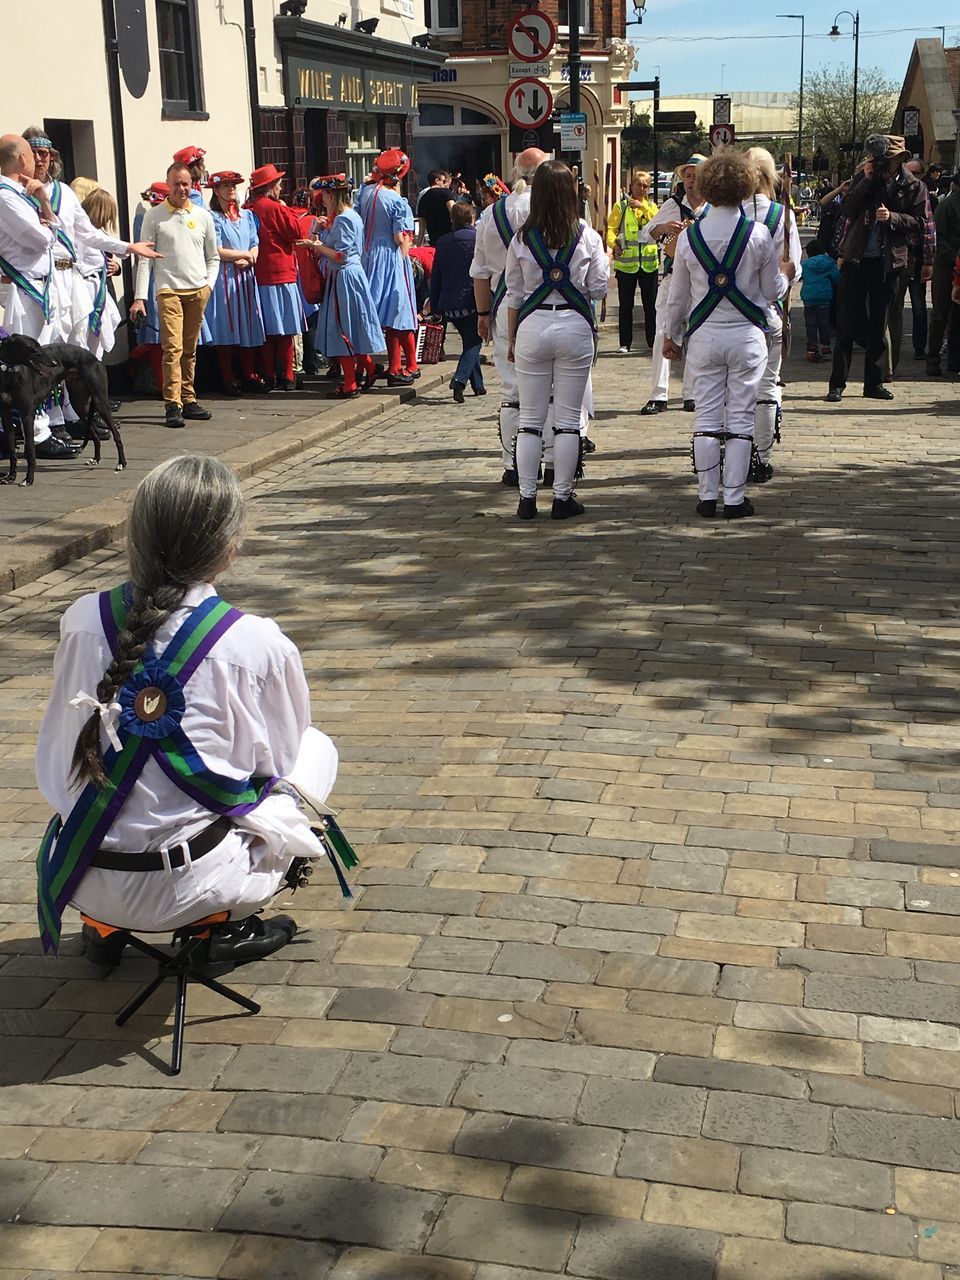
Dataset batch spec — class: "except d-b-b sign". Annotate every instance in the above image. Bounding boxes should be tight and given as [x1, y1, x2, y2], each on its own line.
[508, 9, 557, 61]
[506, 77, 554, 129]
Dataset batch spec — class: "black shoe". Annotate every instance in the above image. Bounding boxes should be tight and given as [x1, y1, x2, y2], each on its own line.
[409, 369, 421, 380]
[640, 399, 667, 415]
[451, 379, 465, 403]
[182, 401, 212, 421]
[501, 468, 519, 487]
[387, 372, 414, 387]
[696, 499, 717, 519]
[582, 437, 596, 454]
[753, 462, 774, 484]
[723, 499, 755, 520]
[67, 420, 109, 442]
[863, 386, 893, 400]
[471, 385, 487, 397]
[324, 365, 341, 380]
[243, 376, 270, 395]
[542, 467, 554, 489]
[682, 399, 696, 412]
[825, 388, 843, 403]
[927, 363, 943, 377]
[52, 426, 76, 445]
[551, 495, 585, 520]
[108, 398, 122, 413]
[36, 435, 80, 458]
[517, 496, 537, 520]
[205, 914, 297, 968]
[82, 923, 126, 969]
[165, 403, 186, 428]
[222, 382, 243, 398]
[277, 379, 297, 393]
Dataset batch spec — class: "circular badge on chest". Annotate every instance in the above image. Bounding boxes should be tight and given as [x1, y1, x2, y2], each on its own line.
[714, 271, 729, 288]
[133, 686, 168, 723]
[549, 267, 566, 284]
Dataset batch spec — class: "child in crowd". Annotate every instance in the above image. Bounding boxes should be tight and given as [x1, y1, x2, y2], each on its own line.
[800, 238, 840, 361]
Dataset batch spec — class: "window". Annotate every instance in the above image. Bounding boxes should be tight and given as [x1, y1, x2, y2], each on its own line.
[157, 0, 205, 117]
[558, 0, 593, 32]
[461, 107, 495, 126]
[418, 103, 455, 127]
[425, 0, 461, 34]
[346, 113, 380, 190]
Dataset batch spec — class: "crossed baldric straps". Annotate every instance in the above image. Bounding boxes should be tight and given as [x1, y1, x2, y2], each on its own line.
[36, 586, 357, 954]
[489, 197, 513, 324]
[516, 227, 596, 334]
[686, 213, 769, 337]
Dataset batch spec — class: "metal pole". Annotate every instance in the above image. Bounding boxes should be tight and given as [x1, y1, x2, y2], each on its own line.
[652, 76, 660, 203]
[243, 0, 263, 165]
[568, 0, 582, 117]
[851, 10, 860, 177]
[798, 15, 804, 164]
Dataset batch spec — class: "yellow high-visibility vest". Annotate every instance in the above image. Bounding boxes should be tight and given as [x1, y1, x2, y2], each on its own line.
[606, 197, 659, 275]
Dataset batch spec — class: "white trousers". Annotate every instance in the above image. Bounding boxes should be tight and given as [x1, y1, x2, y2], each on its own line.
[72, 728, 339, 932]
[754, 320, 783, 463]
[515, 310, 594, 499]
[648, 272, 695, 405]
[688, 324, 767, 506]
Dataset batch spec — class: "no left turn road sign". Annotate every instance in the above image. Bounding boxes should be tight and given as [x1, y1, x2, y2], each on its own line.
[508, 9, 557, 62]
[709, 122, 736, 149]
[505, 77, 553, 129]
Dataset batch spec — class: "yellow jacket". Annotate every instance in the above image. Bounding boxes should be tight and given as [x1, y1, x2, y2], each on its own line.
[606, 197, 659, 274]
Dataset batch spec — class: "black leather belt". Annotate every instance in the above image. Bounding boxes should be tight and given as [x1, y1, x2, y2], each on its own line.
[90, 817, 233, 872]
[537, 303, 572, 311]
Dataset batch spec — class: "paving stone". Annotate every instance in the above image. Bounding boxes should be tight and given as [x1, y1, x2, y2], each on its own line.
[217, 1092, 355, 1140]
[835, 1106, 960, 1171]
[786, 1202, 916, 1257]
[376, 1148, 509, 1199]
[567, 1216, 720, 1280]
[702, 1092, 830, 1153]
[716, 966, 804, 1004]
[738, 1148, 894, 1209]
[797, 874, 904, 909]
[653, 1054, 806, 1100]
[617, 1132, 739, 1191]
[49, 1041, 236, 1091]
[506, 1040, 655, 1080]
[220, 1171, 442, 1251]
[490, 942, 602, 983]
[425, 1195, 575, 1270]
[342, 1102, 465, 1153]
[220, 1233, 339, 1278]
[780, 947, 913, 979]
[807, 1072, 953, 1117]
[330, 1248, 473, 1279]
[134, 1131, 261, 1169]
[478, 895, 579, 926]
[454, 1063, 584, 1119]
[717, 1236, 941, 1279]
[865, 1042, 960, 1090]
[806, 973, 960, 1023]
[907, 884, 960, 916]
[215, 1046, 347, 1093]
[871, 841, 960, 868]
[714, 1025, 863, 1075]
[327, 988, 434, 1026]
[596, 955, 719, 996]
[250, 1135, 383, 1179]
[577, 1009, 714, 1058]
[505, 1166, 648, 1221]
[21, 1163, 241, 1229]
[412, 937, 500, 974]
[555, 927, 659, 955]
[390, 1027, 507, 1065]
[356, 887, 482, 917]
[577, 1077, 705, 1136]
[896, 1168, 960, 1221]
[0, 1158, 51, 1219]
[0, 1224, 99, 1271]
[455, 1113, 620, 1175]
[859, 1014, 960, 1051]
[424, 997, 571, 1042]
[644, 1182, 783, 1240]
[331, 1052, 463, 1106]
[916, 1218, 960, 1264]
[0, 1084, 81, 1127]
[576, 902, 678, 936]
[407, 972, 545, 1002]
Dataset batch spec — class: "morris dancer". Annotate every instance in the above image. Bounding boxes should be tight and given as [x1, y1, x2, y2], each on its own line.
[665, 150, 793, 520]
[307, 174, 385, 398]
[356, 149, 419, 386]
[741, 148, 802, 482]
[35, 455, 355, 966]
[246, 163, 305, 392]
[505, 160, 608, 521]
[640, 155, 708, 416]
[201, 170, 267, 395]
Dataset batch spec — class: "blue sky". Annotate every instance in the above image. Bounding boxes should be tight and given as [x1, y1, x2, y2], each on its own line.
[626, 0, 959, 95]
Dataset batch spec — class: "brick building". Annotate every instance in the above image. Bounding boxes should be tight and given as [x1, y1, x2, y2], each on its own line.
[893, 38, 960, 172]
[416, 0, 634, 220]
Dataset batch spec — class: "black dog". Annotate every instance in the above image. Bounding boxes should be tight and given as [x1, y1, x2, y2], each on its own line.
[0, 334, 126, 486]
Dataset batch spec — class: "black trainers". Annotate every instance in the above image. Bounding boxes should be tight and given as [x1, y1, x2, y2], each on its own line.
[723, 499, 755, 520]
[387, 372, 414, 387]
[165, 403, 186, 428]
[640, 400, 667, 415]
[35, 435, 80, 459]
[82, 923, 126, 969]
[582, 437, 596, 454]
[182, 401, 212, 420]
[205, 914, 297, 967]
[451, 379, 466, 403]
[551, 495, 585, 520]
[825, 388, 842, 403]
[517, 496, 537, 520]
[753, 462, 774, 484]
[501, 468, 519, 487]
[863, 386, 893, 400]
[683, 399, 696, 412]
[696, 499, 717, 518]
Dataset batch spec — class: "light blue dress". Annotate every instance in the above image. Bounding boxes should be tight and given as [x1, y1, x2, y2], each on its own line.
[356, 182, 417, 332]
[201, 209, 266, 347]
[133, 205, 160, 344]
[316, 209, 386, 358]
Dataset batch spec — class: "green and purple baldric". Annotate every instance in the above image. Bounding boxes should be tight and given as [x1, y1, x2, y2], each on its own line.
[489, 196, 514, 324]
[686, 213, 769, 337]
[47, 180, 78, 265]
[36, 587, 277, 954]
[516, 227, 596, 334]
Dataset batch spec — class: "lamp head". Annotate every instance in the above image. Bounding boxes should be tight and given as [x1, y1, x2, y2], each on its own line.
[355, 16, 379, 34]
[829, 23, 841, 39]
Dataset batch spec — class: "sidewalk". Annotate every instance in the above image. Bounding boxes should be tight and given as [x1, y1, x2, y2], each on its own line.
[1, 332, 960, 1278]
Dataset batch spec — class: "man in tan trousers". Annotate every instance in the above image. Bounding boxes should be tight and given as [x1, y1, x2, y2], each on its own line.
[131, 162, 219, 428]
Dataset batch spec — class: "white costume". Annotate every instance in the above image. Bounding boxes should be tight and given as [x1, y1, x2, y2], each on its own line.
[36, 583, 338, 932]
[75, 240, 122, 358]
[640, 192, 706, 407]
[738, 192, 802, 466]
[504, 222, 609, 501]
[666, 207, 789, 507]
[51, 181, 128, 359]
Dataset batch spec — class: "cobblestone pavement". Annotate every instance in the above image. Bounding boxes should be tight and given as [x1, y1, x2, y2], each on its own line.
[1, 336, 960, 1278]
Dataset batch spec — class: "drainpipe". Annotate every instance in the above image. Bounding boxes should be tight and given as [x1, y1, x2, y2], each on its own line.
[100, 0, 132, 242]
[244, 0, 263, 163]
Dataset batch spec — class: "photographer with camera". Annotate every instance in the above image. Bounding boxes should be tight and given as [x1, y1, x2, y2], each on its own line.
[825, 135, 926, 403]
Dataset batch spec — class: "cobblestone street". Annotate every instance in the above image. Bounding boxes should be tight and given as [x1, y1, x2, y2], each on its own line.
[2, 337, 960, 1278]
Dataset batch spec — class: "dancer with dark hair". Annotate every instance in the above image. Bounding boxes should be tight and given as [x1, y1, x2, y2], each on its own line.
[246, 163, 306, 392]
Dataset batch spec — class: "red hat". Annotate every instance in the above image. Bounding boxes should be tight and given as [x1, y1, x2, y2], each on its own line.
[374, 149, 410, 181]
[205, 170, 244, 188]
[142, 181, 169, 205]
[173, 145, 206, 168]
[249, 163, 285, 190]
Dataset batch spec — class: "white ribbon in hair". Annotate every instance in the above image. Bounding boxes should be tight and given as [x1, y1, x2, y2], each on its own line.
[69, 691, 123, 753]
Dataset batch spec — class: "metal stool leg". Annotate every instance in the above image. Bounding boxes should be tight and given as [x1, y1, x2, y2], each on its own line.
[170, 971, 189, 1076]
[193, 970, 261, 1014]
[116, 973, 167, 1026]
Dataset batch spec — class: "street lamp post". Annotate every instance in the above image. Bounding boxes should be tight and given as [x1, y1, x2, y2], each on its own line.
[777, 13, 805, 164]
[830, 9, 860, 177]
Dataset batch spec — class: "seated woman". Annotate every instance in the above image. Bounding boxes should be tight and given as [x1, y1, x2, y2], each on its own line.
[35, 455, 343, 967]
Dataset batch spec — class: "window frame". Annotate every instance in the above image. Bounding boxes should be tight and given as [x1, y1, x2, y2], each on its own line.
[345, 112, 381, 190]
[425, 0, 462, 36]
[157, 0, 209, 121]
[558, 0, 594, 34]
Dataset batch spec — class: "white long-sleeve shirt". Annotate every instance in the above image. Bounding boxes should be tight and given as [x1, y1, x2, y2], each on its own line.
[134, 201, 219, 298]
[0, 177, 56, 278]
[666, 205, 789, 345]
[46, 181, 128, 262]
[739, 191, 802, 330]
[504, 221, 609, 310]
[639, 194, 705, 246]
[469, 190, 531, 284]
